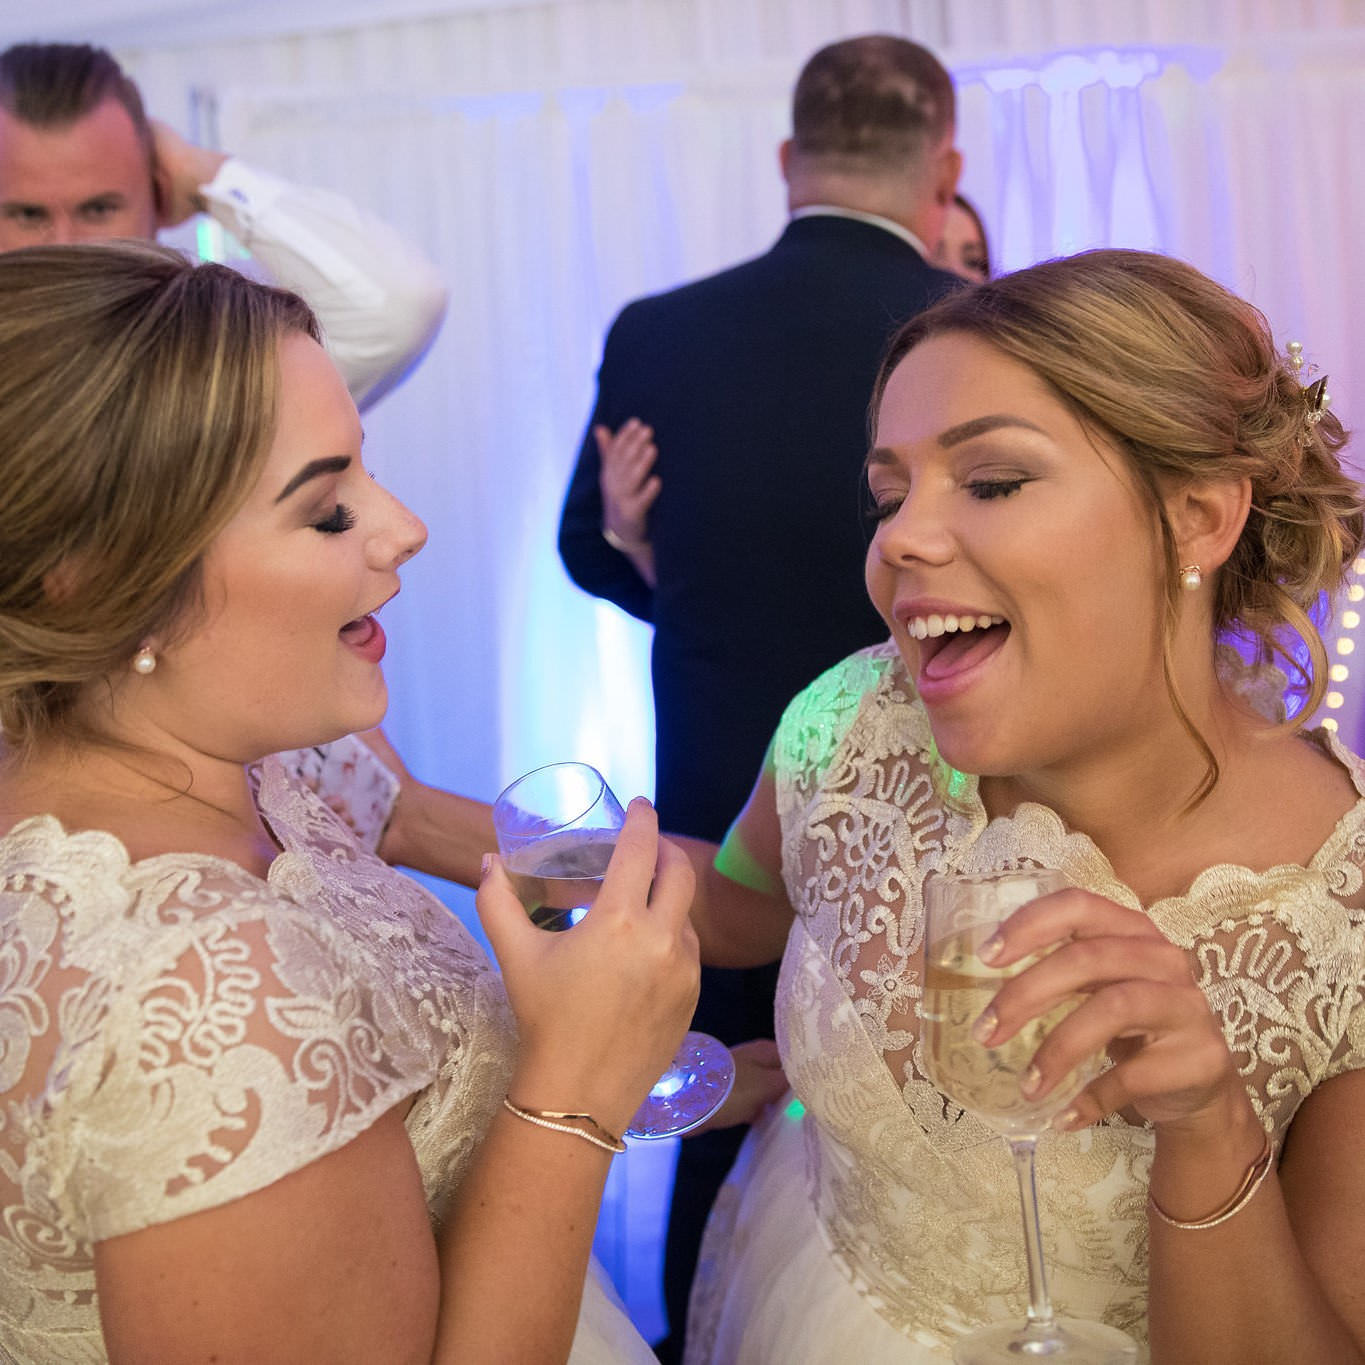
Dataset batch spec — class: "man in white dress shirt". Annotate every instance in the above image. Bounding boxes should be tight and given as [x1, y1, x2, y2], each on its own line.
[0, 41, 447, 410]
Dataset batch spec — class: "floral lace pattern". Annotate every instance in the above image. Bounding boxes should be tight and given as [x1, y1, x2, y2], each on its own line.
[278, 736, 401, 854]
[692, 642, 1365, 1353]
[0, 741, 514, 1363]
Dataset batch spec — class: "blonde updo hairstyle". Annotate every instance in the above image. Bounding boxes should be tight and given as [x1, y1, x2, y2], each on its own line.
[0, 242, 319, 756]
[873, 248, 1362, 798]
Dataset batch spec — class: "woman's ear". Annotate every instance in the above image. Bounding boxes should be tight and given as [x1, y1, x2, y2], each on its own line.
[1164, 476, 1252, 576]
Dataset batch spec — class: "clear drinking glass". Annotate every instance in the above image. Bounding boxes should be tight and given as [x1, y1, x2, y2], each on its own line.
[920, 868, 1138, 1364]
[493, 761, 735, 1139]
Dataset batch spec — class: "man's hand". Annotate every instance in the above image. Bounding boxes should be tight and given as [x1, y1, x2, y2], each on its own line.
[150, 119, 229, 228]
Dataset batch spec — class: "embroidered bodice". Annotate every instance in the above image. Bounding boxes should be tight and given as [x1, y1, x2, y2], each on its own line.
[763, 642, 1365, 1346]
[0, 737, 515, 1363]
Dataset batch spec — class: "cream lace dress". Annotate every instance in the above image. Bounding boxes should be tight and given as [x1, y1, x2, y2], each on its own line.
[686, 644, 1365, 1364]
[0, 736, 652, 1364]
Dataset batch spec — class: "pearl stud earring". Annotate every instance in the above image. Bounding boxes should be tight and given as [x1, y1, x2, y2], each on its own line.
[1178, 564, 1203, 592]
[131, 646, 157, 675]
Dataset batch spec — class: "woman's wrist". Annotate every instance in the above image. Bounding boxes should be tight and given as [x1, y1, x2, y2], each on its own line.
[1148, 1098, 1269, 1224]
[507, 1057, 643, 1138]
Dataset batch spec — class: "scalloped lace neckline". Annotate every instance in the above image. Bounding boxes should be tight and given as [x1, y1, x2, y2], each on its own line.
[0, 779, 309, 894]
[887, 669, 1365, 911]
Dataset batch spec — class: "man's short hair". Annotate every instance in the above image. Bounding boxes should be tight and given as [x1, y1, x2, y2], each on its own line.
[0, 43, 153, 165]
[791, 35, 955, 175]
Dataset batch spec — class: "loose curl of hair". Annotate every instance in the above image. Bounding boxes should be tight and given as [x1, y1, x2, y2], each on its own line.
[0, 242, 319, 757]
[872, 248, 1363, 802]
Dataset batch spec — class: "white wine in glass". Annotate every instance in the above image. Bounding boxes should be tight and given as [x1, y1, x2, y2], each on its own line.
[504, 826, 618, 932]
[921, 869, 1137, 1364]
[493, 761, 735, 1139]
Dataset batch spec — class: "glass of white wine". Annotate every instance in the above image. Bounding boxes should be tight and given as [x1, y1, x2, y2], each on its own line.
[921, 868, 1137, 1364]
[493, 761, 735, 1139]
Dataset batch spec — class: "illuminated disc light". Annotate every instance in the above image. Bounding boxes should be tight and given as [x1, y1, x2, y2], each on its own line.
[1323, 717, 1340, 732]
[1355, 559, 1365, 575]
[1344, 611, 1361, 629]
[1331, 664, 1349, 682]
[1337, 638, 1356, 656]
[1326, 692, 1345, 708]
[1350, 585, 1364, 602]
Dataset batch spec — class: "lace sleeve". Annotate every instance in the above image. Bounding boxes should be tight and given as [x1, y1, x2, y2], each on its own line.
[1149, 863, 1365, 1133]
[1321, 901, 1365, 1084]
[771, 643, 897, 821]
[6, 827, 435, 1248]
[269, 735, 400, 854]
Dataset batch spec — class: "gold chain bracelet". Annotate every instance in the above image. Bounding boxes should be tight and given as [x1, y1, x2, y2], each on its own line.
[1148, 1130, 1275, 1231]
[502, 1097, 627, 1154]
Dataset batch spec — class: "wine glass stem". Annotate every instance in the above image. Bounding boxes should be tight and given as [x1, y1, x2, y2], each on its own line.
[1007, 1136, 1058, 1335]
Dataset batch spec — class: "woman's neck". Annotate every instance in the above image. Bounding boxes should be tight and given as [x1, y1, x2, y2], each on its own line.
[977, 683, 1296, 903]
[1, 736, 276, 871]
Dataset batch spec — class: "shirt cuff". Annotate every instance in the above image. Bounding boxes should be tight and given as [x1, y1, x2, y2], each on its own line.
[199, 158, 292, 235]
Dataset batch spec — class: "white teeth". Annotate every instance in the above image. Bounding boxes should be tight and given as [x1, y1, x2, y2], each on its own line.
[904, 612, 1004, 641]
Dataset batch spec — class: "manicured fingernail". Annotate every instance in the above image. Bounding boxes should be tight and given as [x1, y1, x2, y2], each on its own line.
[972, 1008, 998, 1044]
[1021, 1065, 1042, 1098]
[1052, 1107, 1081, 1132]
[479, 853, 492, 880]
[979, 933, 1004, 964]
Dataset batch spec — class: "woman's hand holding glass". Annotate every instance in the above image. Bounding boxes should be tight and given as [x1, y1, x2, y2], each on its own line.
[922, 871, 1138, 1364]
[476, 795, 701, 1141]
[975, 881, 1246, 1137]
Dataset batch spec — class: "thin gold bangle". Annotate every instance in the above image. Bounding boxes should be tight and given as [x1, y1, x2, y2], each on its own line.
[502, 1097, 626, 1154]
[1148, 1130, 1275, 1231]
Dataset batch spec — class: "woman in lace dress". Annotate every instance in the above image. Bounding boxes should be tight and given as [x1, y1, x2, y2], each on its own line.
[677, 250, 1365, 1362]
[0, 242, 699, 1363]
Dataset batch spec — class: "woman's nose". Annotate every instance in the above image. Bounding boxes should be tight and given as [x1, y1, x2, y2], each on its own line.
[371, 488, 428, 569]
[876, 490, 954, 567]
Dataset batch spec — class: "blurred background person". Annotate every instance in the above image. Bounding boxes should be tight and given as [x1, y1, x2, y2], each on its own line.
[932, 189, 991, 282]
[0, 40, 446, 410]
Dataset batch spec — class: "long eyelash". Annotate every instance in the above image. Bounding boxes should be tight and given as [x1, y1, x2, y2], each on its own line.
[863, 498, 903, 524]
[313, 503, 357, 534]
[967, 479, 1027, 500]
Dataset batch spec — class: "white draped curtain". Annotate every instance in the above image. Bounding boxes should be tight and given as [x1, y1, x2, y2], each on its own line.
[6, 0, 1363, 1337]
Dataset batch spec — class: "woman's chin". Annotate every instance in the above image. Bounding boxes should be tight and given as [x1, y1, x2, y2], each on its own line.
[285, 696, 388, 753]
[927, 725, 1017, 781]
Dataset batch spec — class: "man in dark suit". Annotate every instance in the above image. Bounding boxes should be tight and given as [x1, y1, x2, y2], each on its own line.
[558, 34, 962, 1359]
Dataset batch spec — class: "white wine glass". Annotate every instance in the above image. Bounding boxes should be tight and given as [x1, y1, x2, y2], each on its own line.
[493, 761, 735, 1139]
[920, 868, 1137, 1364]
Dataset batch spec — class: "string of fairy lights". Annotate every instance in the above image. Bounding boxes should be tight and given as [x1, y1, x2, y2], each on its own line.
[1320, 556, 1365, 734]
[1283, 341, 1360, 736]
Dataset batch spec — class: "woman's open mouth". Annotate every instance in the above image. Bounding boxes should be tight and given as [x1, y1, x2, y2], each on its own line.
[905, 613, 1009, 690]
[340, 613, 387, 663]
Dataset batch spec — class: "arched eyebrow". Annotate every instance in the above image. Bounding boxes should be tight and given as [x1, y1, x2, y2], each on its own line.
[274, 455, 351, 503]
[936, 414, 1047, 447]
[866, 414, 1049, 471]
